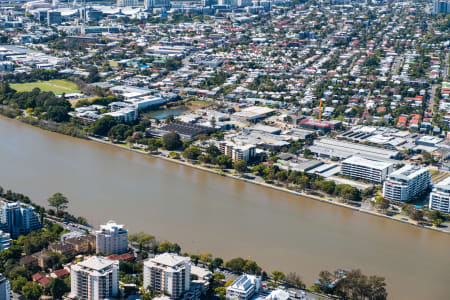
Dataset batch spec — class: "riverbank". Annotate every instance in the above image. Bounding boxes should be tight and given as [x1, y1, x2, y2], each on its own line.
[87, 136, 450, 235]
[2, 114, 448, 234]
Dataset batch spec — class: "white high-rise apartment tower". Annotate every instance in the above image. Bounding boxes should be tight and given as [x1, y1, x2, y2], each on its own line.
[143, 253, 191, 299]
[96, 220, 128, 255]
[383, 165, 430, 202]
[70, 256, 119, 300]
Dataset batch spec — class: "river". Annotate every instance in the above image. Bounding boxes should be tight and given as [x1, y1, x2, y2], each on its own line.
[0, 116, 449, 300]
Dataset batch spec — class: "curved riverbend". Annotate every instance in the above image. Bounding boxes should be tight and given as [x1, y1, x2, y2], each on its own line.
[0, 116, 449, 300]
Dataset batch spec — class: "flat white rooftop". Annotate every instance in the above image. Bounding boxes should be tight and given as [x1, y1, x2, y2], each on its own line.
[77, 256, 115, 271]
[149, 253, 190, 268]
[342, 155, 394, 170]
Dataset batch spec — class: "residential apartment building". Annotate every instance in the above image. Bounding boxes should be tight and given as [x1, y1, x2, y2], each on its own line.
[429, 176, 450, 214]
[143, 253, 191, 299]
[220, 141, 256, 162]
[70, 256, 119, 300]
[341, 155, 394, 184]
[226, 274, 261, 300]
[0, 201, 41, 239]
[0, 274, 11, 300]
[96, 220, 128, 255]
[0, 231, 11, 251]
[195, 140, 256, 162]
[383, 165, 430, 202]
[433, 0, 450, 14]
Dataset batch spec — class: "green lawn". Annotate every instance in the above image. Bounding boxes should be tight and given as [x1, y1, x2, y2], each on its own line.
[11, 80, 80, 95]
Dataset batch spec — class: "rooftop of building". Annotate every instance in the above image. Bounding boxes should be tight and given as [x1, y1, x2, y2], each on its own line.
[158, 121, 212, 137]
[147, 252, 190, 269]
[76, 256, 116, 271]
[228, 274, 260, 292]
[342, 155, 395, 170]
[388, 164, 429, 181]
[98, 220, 126, 233]
[434, 176, 450, 189]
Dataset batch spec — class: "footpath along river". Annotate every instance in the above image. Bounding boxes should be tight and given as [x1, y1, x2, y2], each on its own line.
[0, 116, 449, 300]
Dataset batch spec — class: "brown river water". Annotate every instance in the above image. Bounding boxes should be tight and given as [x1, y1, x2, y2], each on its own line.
[0, 116, 449, 299]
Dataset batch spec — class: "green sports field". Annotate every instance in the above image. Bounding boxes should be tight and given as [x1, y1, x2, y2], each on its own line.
[11, 80, 80, 95]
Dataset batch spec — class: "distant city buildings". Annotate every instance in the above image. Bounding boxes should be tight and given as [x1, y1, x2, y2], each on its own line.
[383, 165, 430, 202]
[0, 274, 11, 300]
[96, 220, 128, 255]
[226, 274, 262, 300]
[143, 253, 191, 299]
[70, 256, 119, 300]
[47, 10, 61, 26]
[429, 176, 450, 214]
[0, 201, 41, 239]
[117, 0, 138, 7]
[145, 0, 170, 10]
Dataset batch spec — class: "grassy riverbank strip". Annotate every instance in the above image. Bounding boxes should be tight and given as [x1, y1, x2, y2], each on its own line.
[87, 136, 450, 235]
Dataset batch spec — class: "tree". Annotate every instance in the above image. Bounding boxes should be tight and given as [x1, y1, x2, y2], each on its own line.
[47, 106, 69, 122]
[225, 257, 246, 273]
[21, 282, 43, 300]
[49, 278, 69, 299]
[272, 270, 285, 282]
[320, 181, 336, 194]
[183, 146, 202, 160]
[157, 241, 181, 254]
[91, 116, 117, 136]
[199, 253, 213, 263]
[242, 260, 261, 275]
[367, 275, 388, 300]
[335, 269, 387, 300]
[190, 254, 200, 265]
[215, 287, 226, 299]
[217, 155, 232, 169]
[233, 160, 247, 174]
[206, 145, 221, 157]
[147, 139, 160, 153]
[376, 195, 390, 210]
[210, 258, 224, 271]
[48, 193, 69, 214]
[213, 272, 225, 284]
[138, 235, 155, 250]
[162, 132, 182, 150]
[11, 276, 27, 293]
[86, 66, 100, 83]
[252, 164, 266, 176]
[285, 272, 305, 288]
[108, 124, 131, 141]
[427, 209, 445, 225]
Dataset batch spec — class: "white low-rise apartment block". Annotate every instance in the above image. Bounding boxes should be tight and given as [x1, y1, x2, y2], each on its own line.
[195, 140, 256, 162]
[341, 155, 395, 183]
[143, 253, 191, 299]
[220, 141, 256, 162]
[383, 165, 430, 202]
[96, 220, 128, 255]
[70, 256, 119, 300]
[226, 274, 261, 300]
[429, 176, 450, 214]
